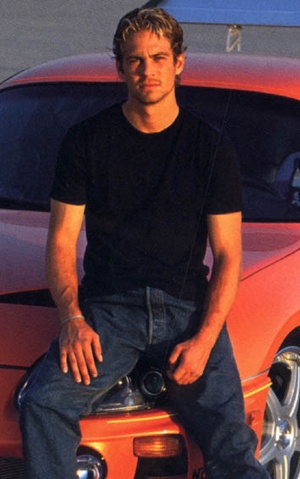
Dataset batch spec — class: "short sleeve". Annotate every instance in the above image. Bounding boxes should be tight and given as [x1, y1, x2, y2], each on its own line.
[51, 122, 88, 205]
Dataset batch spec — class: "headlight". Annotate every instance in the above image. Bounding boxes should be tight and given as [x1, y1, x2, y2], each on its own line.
[94, 376, 146, 413]
[16, 359, 165, 414]
[76, 453, 106, 479]
[139, 369, 166, 398]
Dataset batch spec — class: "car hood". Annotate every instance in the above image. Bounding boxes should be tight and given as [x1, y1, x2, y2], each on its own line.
[0, 209, 85, 295]
[1, 209, 300, 295]
[240, 222, 300, 280]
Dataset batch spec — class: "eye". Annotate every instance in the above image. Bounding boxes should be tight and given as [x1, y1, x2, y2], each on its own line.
[153, 54, 169, 62]
[127, 57, 140, 65]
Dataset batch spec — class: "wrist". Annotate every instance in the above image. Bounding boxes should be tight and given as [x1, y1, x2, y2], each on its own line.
[195, 318, 225, 348]
[60, 314, 85, 326]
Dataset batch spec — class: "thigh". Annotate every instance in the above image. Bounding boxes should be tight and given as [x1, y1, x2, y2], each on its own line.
[23, 294, 148, 420]
[22, 338, 140, 421]
[167, 325, 248, 452]
[83, 292, 149, 359]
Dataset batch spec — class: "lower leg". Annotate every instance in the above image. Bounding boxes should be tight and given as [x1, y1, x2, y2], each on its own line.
[168, 326, 270, 479]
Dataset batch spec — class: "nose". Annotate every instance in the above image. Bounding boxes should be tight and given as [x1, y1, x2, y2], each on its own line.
[139, 58, 155, 76]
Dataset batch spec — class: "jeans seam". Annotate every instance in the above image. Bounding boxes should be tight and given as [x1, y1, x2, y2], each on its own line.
[146, 286, 153, 344]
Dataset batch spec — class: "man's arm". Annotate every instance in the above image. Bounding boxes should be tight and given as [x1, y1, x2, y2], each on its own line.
[46, 199, 102, 385]
[167, 211, 242, 385]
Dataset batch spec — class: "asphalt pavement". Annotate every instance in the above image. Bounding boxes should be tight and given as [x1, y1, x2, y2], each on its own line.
[1, 1, 300, 83]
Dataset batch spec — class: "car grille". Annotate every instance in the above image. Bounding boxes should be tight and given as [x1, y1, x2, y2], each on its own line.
[0, 458, 24, 479]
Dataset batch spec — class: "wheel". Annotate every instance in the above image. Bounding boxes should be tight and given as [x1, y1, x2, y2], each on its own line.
[260, 345, 300, 479]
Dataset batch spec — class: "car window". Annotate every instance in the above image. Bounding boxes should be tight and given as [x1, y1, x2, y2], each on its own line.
[177, 87, 300, 221]
[0, 82, 300, 221]
[0, 83, 127, 211]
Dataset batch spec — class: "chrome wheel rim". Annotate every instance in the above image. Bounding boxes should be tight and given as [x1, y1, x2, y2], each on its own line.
[260, 346, 300, 479]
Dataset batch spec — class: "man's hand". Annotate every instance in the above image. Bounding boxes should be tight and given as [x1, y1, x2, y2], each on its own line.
[167, 334, 211, 385]
[167, 212, 242, 386]
[59, 317, 103, 385]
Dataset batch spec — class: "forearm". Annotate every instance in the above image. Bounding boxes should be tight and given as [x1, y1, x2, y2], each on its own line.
[46, 200, 85, 322]
[196, 252, 241, 348]
[167, 253, 241, 385]
[46, 239, 82, 322]
[46, 201, 99, 384]
[168, 212, 242, 385]
[196, 211, 242, 347]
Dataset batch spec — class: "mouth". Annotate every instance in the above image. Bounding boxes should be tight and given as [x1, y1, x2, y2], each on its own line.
[139, 81, 161, 90]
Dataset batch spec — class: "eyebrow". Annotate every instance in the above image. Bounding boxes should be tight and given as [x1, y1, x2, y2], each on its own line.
[126, 51, 171, 60]
[151, 51, 170, 56]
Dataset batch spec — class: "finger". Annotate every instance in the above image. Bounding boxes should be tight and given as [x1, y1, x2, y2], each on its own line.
[67, 350, 83, 384]
[168, 346, 179, 363]
[168, 346, 182, 370]
[73, 345, 92, 385]
[171, 363, 186, 383]
[168, 355, 193, 384]
[173, 370, 192, 385]
[174, 366, 203, 385]
[82, 341, 99, 379]
[92, 334, 103, 363]
[60, 349, 69, 374]
[167, 358, 184, 381]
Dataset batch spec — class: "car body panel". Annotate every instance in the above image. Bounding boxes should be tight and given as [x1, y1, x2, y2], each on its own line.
[1, 51, 300, 478]
[2, 52, 300, 101]
[1, 209, 299, 379]
[0, 210, 85, 294]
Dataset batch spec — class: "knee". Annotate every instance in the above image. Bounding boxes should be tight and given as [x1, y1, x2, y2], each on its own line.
[18, 355, 69, 415]
[210, 421, 258, 458]
[19, 376, 56, 417]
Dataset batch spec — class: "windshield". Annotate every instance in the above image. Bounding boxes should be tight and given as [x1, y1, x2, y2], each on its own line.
[177, 87, 300, 221]
[0, 83, 126, 210]
[0, 82, 300, 220]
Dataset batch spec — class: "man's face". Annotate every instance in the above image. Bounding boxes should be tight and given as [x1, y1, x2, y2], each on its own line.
[117, 30, 184, 106]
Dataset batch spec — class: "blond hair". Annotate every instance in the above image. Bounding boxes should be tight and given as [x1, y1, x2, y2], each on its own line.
[113, 8, 186, 63]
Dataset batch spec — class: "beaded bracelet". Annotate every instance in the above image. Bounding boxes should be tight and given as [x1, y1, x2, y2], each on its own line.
[61, 314, 85, 325]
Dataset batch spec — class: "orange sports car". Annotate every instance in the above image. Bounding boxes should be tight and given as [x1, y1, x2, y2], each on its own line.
[0, 51, 300, 479]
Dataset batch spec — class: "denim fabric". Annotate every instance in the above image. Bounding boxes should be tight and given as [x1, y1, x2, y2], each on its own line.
[19, 287, 269, 479]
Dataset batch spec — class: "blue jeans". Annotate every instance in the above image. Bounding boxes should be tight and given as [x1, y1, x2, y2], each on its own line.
[19, 287, 268, 479]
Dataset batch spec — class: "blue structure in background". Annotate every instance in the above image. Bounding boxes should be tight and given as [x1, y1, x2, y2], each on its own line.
[144, 0, 300, 26]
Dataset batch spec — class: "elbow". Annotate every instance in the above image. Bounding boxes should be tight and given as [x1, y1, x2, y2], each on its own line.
[212, 249, 242, 284]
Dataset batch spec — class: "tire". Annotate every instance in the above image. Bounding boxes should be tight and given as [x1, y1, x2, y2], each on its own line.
[260, 344, 300, 479]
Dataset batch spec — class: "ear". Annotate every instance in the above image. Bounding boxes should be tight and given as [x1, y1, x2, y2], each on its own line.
[175, 53, 185, 76]
[116, 59, 124, 78]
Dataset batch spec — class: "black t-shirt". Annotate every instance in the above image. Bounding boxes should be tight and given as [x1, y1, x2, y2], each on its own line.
[51, 104, 242, 300]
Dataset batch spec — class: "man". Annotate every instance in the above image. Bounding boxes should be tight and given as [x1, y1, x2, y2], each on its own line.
[20, 7, 269, 479]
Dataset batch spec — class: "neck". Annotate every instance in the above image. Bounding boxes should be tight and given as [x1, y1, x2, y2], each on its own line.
[122, 97, 179, 133]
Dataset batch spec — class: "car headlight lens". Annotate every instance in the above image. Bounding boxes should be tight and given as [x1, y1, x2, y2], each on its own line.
[76, 454, 106, 479]
[139, 370, 166, 398]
